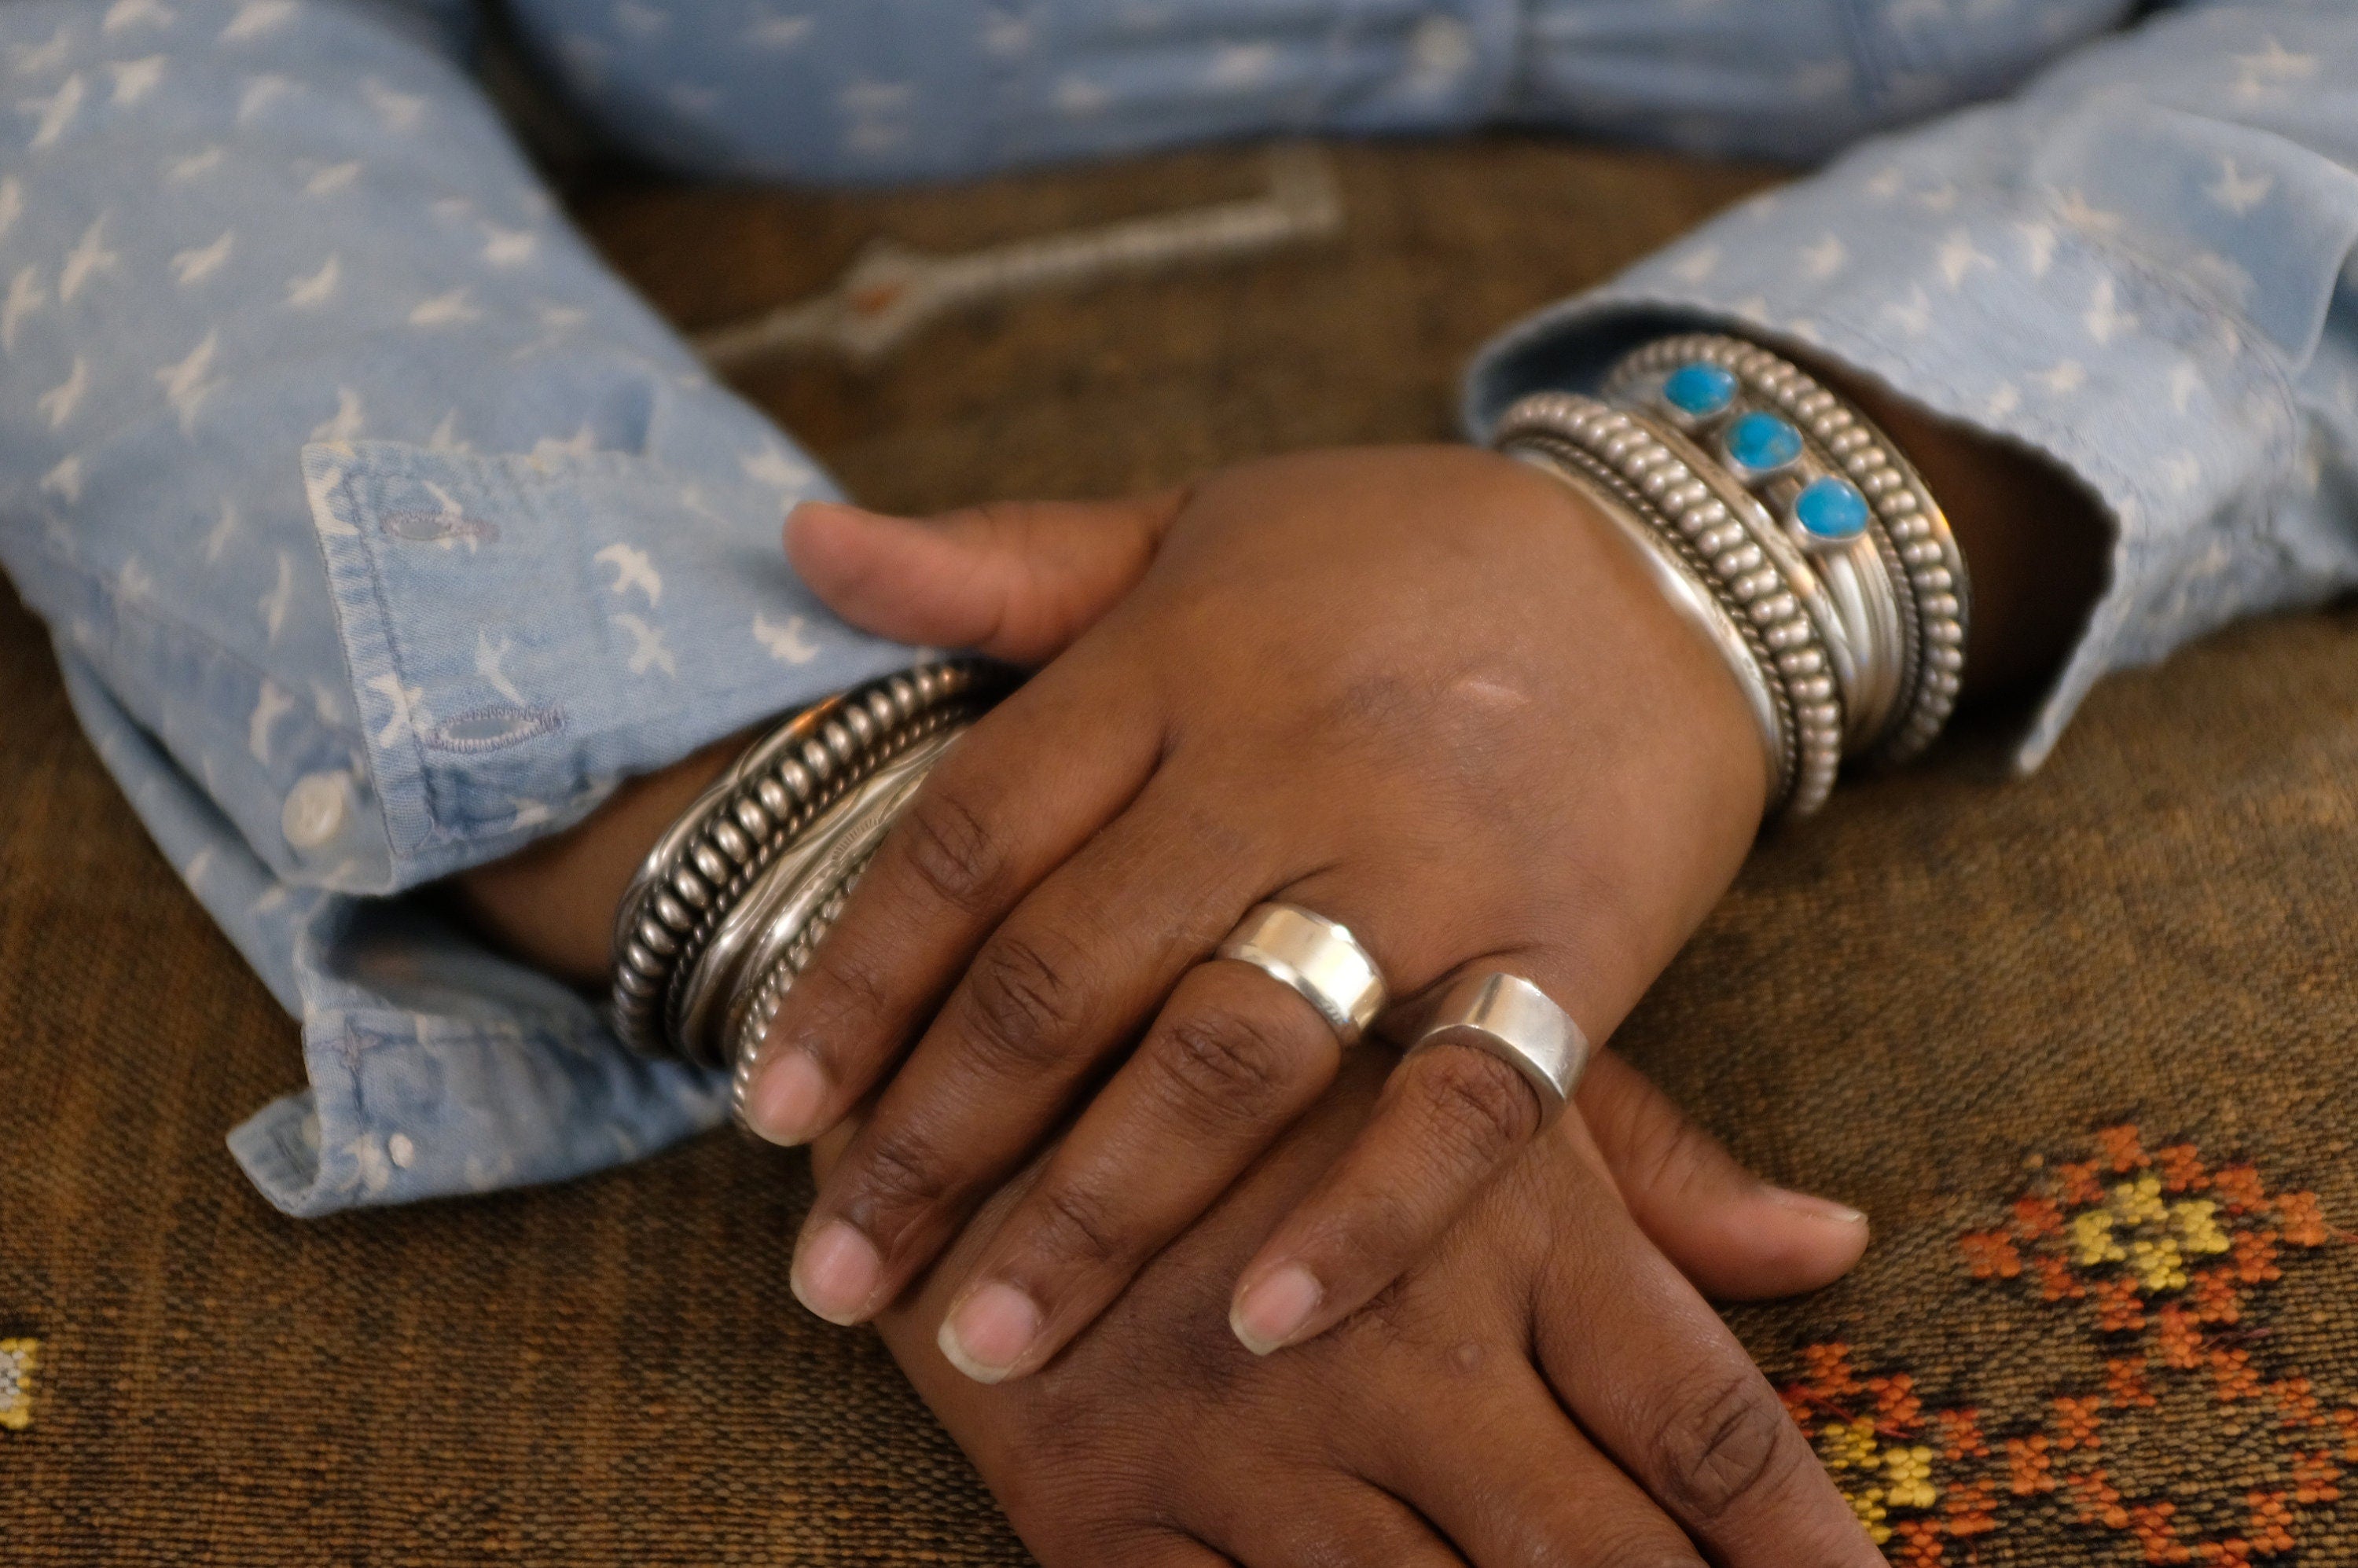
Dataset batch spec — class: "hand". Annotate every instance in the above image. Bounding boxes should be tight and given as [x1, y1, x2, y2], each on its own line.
[851, 1048, 1882, 1567]
[748, 445, 1867, 1379]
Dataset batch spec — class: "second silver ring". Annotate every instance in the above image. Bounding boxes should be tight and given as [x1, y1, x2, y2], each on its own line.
[1214, 902, 1387, 1046]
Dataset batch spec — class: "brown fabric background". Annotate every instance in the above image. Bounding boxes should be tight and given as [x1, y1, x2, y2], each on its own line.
[4, 138, 2355, 1564]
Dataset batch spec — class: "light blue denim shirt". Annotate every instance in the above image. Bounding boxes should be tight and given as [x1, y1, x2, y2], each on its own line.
[1, 0, 2352, 1215]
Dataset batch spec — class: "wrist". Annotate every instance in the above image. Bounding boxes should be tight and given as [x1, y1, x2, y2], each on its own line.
[1799, 364, 2107, 700]
[443, 732, 746, 988]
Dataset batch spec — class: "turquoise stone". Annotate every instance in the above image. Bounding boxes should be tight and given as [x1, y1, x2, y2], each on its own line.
[1724, 410, 1803, 474]
[1661, 361, 1738, 417]
[1793, 476, 1871, 542]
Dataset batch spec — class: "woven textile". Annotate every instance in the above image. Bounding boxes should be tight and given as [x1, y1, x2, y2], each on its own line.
[3, 138, 2353, 1564]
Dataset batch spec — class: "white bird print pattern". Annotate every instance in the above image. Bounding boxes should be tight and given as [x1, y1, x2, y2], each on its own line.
[752, 611, 819, 664]
[172, 230, 235, 285]
[609, 612, 677, 677]
[593, 542, 662, 606]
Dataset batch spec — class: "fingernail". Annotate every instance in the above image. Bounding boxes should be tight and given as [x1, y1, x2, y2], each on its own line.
[745, 1048, 830, 1147]
[937, 1282, 1043, 1384]
[1765, 1186, 1868, 1226]
[1230, 1264, 1322, 1356]
[792, 1221, 884, 1324]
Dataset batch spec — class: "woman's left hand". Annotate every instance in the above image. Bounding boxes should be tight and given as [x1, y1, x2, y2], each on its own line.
[749, 445, 1813, 1381]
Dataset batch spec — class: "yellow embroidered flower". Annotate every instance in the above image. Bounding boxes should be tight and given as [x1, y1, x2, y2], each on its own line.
[1848, 1485, 1891, 1544]
[2072, 1209, 2126, 1266]
[2169, 1199, 2232, 1256]
[1820, 1417, 1879, 1471]
[1882, 1444, 1938, 1510]
[2110, 1175, 2167, 1228]
[2128, 1235, 2190, 1293]
[0, 1337, 36, 1432]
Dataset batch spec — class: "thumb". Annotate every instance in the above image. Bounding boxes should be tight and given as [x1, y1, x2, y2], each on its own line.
[1578, 1050, 1870, 1302]
[784, 490, 1185, 666]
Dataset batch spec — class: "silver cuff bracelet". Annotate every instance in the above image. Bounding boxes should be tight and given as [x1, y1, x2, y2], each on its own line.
[608, 662, 1001, 1067]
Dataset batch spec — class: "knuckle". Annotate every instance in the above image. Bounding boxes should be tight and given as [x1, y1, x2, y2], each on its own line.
[1151, 1006, 1302, 1128]
[897, 785, 1008, 916]
[846, 1123, 952, 1225]
[960, 930, 1092, 1074]
[1416, 1047, 1540, 1164]
[1027, 1180, 1129, 1271]
[1649, 1367, 1805, 1526]
[795, 940, 894, 1038]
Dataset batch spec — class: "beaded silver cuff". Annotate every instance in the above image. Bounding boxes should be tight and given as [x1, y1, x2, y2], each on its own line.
[607, 663, 997, 1063]
[1603, 334, 1968, 766]
[1496, 392, 1846, 817]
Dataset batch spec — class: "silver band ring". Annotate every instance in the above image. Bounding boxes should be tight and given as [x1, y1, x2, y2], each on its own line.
[1215, 902, 1387, 1046]
[1401, 972, 1589, 1128]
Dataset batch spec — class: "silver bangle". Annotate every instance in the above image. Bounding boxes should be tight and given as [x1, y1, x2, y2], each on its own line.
[608, 662, 997, 1060]
[1494, 392, 1843, 818]
[1603, 334, 1968, 765]
[1505, 441, 1794, 809]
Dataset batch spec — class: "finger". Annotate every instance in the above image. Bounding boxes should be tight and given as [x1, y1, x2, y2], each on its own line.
[1207, 1481, 1466, 1568]
[1579, 1049, 1869, 1301]
[791, 777, 1280, 1325]
[1372, 1370, 1702, 1568]
[738, 648, 1161, 1148]
[786, 492, 1183, 665]
[934, 960, 1345, 1383]
[1227, 1035, 1545, 1357]
[1531, 1150, 1882, 1567]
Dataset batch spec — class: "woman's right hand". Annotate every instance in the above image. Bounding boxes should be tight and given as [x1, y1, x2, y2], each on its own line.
[850, 1046, 1880, 1568]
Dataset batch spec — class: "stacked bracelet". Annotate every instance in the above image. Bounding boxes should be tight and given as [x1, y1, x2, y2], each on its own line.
[608, 662, 1001, 1066]
[1603, 334, 1968, 766]
[1493, 333, 1970, 818]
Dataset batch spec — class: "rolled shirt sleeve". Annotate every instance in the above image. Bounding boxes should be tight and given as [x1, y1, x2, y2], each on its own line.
[1470, 2, 2358, 771]
[0, 0, 913, 1212]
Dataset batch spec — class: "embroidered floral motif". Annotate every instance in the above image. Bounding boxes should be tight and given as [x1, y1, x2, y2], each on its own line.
[1790, 1126, 2356, 1562]
[0, 1337, 36, 1431]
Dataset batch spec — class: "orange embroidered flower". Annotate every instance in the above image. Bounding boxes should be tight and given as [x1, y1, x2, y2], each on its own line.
[2190, 1269, 2242, 1325]
[1944, 1478, 1999, 1537]
[2095, 1277, 2147, 1334]
[2011, 1193, 2065, 1240]
[2059, 1159, 2106, 1208]
[2275, 1190, 2329, 1248]
[2052, 1394, 2104, 1451]
[2268, 1378, 2321, 1429]
[2210, 1348, 2262, 1405]
[2095, 1124, 2149, 1173]
[2290, 1450, 2343, 1505]
[2246, 1490, 2296, 1554]
[2227, 1228, 2282, 1286]
[2106, 1357, 2157, 1410]
[2212, 1165, 2268, 1215]
[1871, 1372, 1923, 1430]
[2154, 1144, 2210, 1194]
[2127, 1500, 2190, 1564]
[1802, 1342, 1864, 1401]
[1960, 1229, 2022, 1280]
[1892, 1516, 1945, 1566]
[1937, 1408, 1987, 1462]
[2067, 1467, 2129, 1530]
[2033, 1253, 2084, 1303]
[2007, 1434, 2056, 1496]
[2154, 1304, 2206, 1370]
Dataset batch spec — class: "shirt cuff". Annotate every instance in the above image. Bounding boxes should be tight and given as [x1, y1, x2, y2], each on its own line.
[1465, 116, 2358, 771]
[299, 436, 918, 893]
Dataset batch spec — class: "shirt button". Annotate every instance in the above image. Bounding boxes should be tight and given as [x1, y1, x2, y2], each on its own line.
[282, 771, 351, 850]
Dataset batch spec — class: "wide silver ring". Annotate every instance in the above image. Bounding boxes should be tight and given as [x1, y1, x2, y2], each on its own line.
[1401, 973, 1589, 1128]
[1215, 902, 1387, 1046]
